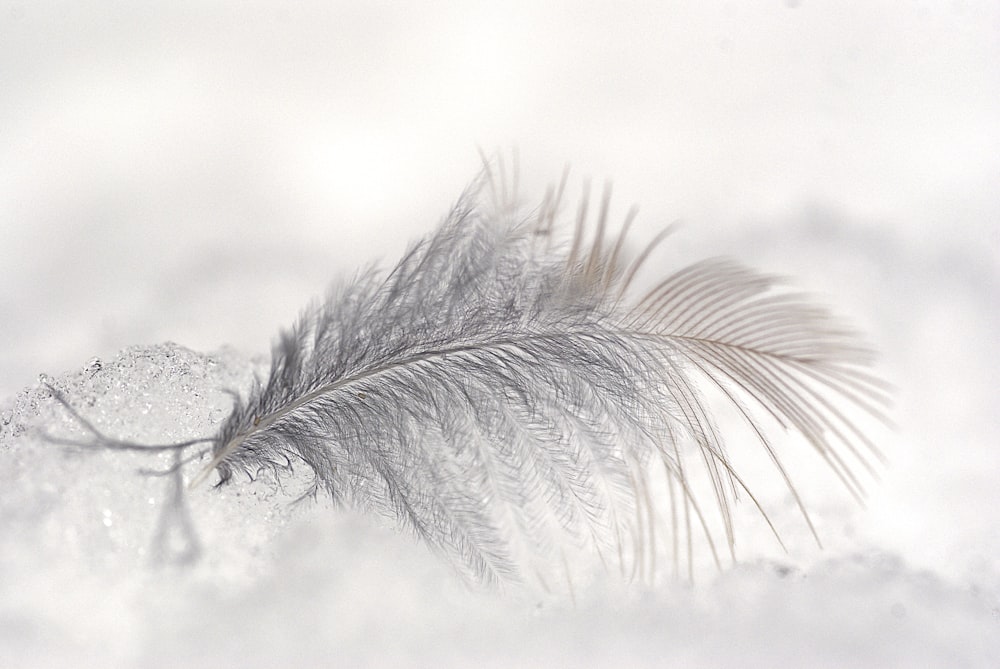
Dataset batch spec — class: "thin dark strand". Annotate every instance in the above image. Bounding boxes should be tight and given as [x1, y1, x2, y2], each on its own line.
[617, 223, 679, 300]
[603, 205, 639, 294]
[565, 179, 590, 272]
[583, 181, 612, 280]
[43, 382, 214, 452]
[138, 448, 213, 477]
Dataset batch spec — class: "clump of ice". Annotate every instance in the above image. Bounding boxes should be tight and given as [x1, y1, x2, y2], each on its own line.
[1, 344, 997, 667]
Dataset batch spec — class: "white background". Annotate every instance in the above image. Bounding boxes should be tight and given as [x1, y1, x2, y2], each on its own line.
[2, 1, 998, 665]
[4, 2, 996, 396]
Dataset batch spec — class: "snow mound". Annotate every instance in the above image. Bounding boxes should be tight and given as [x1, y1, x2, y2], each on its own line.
[1, 344, 996, 667]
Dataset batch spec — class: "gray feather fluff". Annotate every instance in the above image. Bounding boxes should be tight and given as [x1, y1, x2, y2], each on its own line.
[195, 170, 889, 585]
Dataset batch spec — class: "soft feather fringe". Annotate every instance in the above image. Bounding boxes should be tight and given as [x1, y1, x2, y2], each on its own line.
[185, 166, 891, 586]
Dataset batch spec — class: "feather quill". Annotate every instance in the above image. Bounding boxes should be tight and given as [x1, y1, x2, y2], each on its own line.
[183, 168, 890, 585]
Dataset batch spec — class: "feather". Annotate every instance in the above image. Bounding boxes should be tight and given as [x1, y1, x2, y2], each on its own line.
[184, 167, 890, 585]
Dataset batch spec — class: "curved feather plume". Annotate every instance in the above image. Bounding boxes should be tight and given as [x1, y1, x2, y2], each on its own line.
[201, 168, 890, 585]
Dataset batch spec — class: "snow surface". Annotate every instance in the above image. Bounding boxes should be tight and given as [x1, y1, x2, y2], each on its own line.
[1, 343, 997, 667]
[2, 1, 999, 667]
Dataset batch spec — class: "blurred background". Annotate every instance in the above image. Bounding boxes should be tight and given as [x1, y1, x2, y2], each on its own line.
[2, 0, 998, 591]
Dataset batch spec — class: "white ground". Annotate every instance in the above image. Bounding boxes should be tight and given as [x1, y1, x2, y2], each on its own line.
[2, 2, 998, 666]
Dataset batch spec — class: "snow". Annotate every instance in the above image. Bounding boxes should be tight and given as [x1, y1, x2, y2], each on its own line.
[2, 1, 999, 666]
[2, 344, 997, 667]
